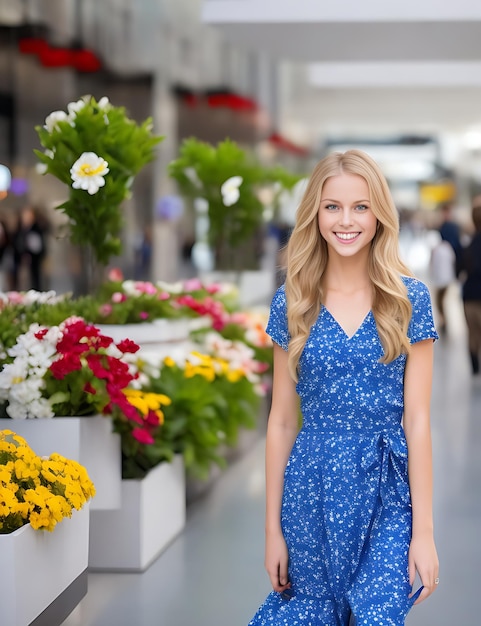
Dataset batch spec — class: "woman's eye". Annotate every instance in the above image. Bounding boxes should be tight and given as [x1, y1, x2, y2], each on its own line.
[355, 204, 369, 211]
[325, 204, 338, 211]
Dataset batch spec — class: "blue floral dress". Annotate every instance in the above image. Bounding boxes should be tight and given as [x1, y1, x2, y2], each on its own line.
[249, 276, 438, 626]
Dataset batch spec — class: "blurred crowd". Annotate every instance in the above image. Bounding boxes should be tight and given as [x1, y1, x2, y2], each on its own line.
[0, 205, 49, 293]
[428, 200, 481, 376]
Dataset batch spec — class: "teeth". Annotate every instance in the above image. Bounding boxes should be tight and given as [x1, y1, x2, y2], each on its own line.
[336, 232, 359, 240]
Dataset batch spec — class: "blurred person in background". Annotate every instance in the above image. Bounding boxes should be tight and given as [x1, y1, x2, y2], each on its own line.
[0, 217, 10, 291]
[12, 205, 49, 291]
[439, 203, 463, 276]
[461, 198, 481, 375]
[429, 230, 456, 336]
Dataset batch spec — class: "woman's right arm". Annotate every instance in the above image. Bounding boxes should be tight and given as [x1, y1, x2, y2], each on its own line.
[264, 342, 300, 593]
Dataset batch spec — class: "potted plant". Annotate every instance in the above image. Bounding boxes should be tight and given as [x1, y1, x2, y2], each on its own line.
[0, 429, 95, 626]
[34, 95, 163, 293]
[0, 317, 153, 509]
[168, 137, 301, 272]
[88, 385, 186, 573]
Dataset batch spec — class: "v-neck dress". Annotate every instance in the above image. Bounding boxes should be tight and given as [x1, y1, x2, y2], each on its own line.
[249, 276, 438, 626]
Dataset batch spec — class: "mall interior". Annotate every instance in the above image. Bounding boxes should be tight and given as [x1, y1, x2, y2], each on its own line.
[0, 1, 480, 625]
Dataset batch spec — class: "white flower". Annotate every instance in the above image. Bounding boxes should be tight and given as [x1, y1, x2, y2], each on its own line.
[44, 110, 69, 133]
[184, 167, 202, 189]
[0, 361, 27, 400]
[28, 398, 55, 419]
[70, 152, 109, 195]
[6, 401, 29, 419]
[10, 379, 44, 406]
[156, 280, 183, 294]
[37, 148, 56, 173]
[221, 176, 243, 207]
[98, 96, 110, 110]
[67, 99, 86, 122]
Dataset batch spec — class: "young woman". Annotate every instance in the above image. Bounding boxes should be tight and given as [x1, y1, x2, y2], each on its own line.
[249, 150, 439, 626]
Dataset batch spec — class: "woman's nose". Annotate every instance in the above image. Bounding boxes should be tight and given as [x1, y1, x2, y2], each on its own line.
[339, 207, 353, 226]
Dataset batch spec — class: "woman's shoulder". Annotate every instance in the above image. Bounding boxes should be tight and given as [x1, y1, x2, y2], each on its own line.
[400, 275, 431, 302]
[271, 283, 286, 303]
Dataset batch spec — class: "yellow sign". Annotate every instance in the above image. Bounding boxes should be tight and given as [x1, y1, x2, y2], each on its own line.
[420, 181, 456, 208]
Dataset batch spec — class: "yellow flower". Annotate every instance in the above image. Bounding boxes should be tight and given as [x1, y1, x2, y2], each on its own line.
[226, 369, 245, 383]
[0, 430, 95, 533]
[163, 356, 176, 368]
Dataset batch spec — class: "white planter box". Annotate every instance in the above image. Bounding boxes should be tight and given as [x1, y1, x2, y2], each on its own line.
[0, 416, 121, 510]
[89, 455, 186, 571]
[0, 505, 89, 626]
[97, 318, 191, 344]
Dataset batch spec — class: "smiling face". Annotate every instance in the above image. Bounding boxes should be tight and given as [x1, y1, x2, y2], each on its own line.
[318, 172, 378, 260]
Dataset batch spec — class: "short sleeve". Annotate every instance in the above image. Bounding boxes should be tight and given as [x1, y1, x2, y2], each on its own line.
[265, 285, 290, 351]
[403, 277, 439, 344]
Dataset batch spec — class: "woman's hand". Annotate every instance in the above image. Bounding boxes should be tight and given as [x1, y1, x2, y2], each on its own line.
[408, 531, 439, 604]
[265, 528, 291, 593]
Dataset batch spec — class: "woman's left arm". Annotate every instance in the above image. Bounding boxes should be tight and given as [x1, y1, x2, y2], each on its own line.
[403, 338, 439, 605]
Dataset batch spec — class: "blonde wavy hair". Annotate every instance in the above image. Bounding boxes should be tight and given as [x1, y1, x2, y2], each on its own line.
[285, 149, 413, 381]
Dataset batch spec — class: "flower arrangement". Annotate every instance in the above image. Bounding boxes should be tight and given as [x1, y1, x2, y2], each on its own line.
[0, 317, 140, 419]
[34, 95, 163, 286]
[0, 278, 241, 345]
[168, 137, 301, 270]
[146, 347, 267, 479]
[112, 388, 173, 479]
[78, 273, 238, 327]
[0, 429, 95, 533]
[0, 317, 175, 479]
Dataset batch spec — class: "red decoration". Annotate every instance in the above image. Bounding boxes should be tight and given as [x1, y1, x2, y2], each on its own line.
[268, 133, 309, 157]
[207, 92, 258, 112]
[71, 49, 102, 73]
[39, 46, 73, 68]
[18, 37, 49, 55]
[19, 38, 101, 73]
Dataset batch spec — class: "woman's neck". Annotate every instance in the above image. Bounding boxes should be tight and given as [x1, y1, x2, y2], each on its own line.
[323, 255, 371, 295]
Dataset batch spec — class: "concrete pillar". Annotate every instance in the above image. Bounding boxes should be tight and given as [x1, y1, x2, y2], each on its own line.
[151, 27, 180, 283]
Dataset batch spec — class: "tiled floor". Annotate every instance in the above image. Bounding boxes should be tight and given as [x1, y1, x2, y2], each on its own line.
[63, 282, 480, 625]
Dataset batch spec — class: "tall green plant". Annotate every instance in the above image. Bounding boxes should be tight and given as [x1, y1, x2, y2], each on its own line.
[35, 95, 163, 272]
[168, 137, 301, 270]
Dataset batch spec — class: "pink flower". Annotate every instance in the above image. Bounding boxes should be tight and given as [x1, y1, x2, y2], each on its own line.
[206, 283, 221, 294]
[134, 281, 157, 295]
[111, 291, 126, 303]
[99, 303, 113, 316]
[139, 311, 149, 320]
[183, 278, 203, 292]
[6, 291, 24, 304]
[157, 291, 170, 301]
[108, 268, 124, 282]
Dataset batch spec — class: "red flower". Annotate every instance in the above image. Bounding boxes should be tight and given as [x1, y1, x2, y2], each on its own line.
[84, 381, 97, 395]
[34, 328, 49, 340]
[50, 352, 82, 379]
[116, 339, 140, 354]
[86, 353, 111, 380]
[132, 428, 154, 445]
[108, 387, 143, 424]
[144, 410, 161, 426]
